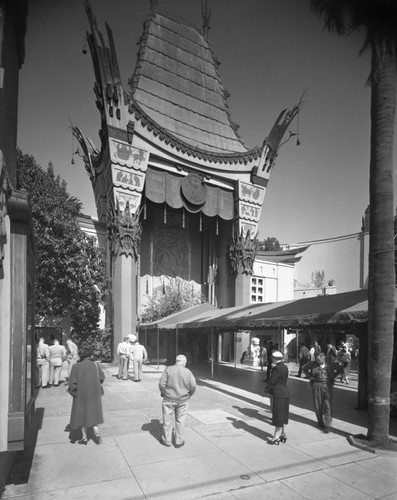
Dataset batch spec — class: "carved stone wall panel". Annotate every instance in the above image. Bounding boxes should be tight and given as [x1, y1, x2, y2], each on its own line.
[109, 140, 149, 170]
[153, 211, 189, 279]
[236, 180, 265, 238]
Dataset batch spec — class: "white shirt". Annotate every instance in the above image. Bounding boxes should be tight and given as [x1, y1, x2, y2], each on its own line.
[117, 341, 132, 357]
[131, 343, 147, 360]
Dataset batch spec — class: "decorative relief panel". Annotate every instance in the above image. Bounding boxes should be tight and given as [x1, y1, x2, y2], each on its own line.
[237, 181, 265, 238]
[238, 182, 265, 205]
[112, 167, 144, 190]
[113, 188, 141, 213]
[110, 140, 149, 169]
[109, 139, 149, 216]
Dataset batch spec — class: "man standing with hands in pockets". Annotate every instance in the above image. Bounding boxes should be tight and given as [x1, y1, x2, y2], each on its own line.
[130, 334, 147, 382]
[159, 354, 196, 448]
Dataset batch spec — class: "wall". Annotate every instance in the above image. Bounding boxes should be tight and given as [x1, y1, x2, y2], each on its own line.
[291, 231, 369, 294]
[252, 259, 295, 303]
[0, 0, 28, 493]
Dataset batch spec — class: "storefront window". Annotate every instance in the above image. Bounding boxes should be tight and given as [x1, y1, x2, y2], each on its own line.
[251, 276, 264, 303]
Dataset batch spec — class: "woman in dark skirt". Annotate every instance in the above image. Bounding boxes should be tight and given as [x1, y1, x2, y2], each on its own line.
[266, 351, 289, 445]
[67, 348, 105, 444]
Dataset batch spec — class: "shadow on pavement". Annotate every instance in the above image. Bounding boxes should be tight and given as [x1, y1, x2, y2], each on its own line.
[226, 416, 272, 441]
[141, 418, 163, 443]
[6, 407, 44, 486]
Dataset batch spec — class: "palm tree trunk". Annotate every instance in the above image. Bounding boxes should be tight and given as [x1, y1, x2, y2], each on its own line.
[367, 41, 396, 446]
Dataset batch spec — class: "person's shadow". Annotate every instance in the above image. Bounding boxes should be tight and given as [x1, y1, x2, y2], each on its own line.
[64, 423, 83, 443]
[226, 416, 271, 441]
[232, 406, 271, 422]
[141, 419, 163, 442]
[64, 424, 100, 444]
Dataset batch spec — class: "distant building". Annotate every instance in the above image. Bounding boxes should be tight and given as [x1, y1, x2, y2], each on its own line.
[251, 247, 309, 303]
[287, 211, 369, 297]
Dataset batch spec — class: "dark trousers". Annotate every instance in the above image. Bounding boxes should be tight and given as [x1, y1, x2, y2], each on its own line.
[311, 381, 333, 429]
[297, 358, 309, 377]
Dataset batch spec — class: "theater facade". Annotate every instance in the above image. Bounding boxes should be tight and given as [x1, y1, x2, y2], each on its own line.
[74, 2, 301, 358]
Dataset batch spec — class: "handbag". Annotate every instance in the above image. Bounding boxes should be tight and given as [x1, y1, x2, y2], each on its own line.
[96, 362, 104, 395]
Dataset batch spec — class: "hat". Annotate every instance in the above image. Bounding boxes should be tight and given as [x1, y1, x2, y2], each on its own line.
[79, 348, 93, 360]
[272, 351, 283, 359]
[128, 334, 137, 342]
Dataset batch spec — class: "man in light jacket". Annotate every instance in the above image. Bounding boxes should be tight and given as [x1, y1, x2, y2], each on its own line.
[117, 336, 133, 380]
[129, 334, 147, 382]
[158, 354, 196, 448]
[48, 338, 67, 386]
[36, 337, 50, 388]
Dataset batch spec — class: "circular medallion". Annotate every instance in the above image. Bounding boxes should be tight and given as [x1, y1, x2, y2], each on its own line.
[181, 174, 207, 205]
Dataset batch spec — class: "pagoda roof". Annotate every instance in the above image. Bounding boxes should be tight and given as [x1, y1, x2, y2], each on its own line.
[256, 246, 310, 264]
[127, 10, 257, 161]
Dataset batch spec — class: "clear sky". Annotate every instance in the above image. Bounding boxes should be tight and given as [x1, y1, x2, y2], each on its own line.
[18, 0, 394, 245]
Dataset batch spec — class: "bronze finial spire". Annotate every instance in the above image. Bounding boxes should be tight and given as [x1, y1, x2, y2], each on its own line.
[202, 0, 211, 40]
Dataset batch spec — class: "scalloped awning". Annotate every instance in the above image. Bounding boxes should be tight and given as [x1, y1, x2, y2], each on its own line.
[145, 167, 234, 220]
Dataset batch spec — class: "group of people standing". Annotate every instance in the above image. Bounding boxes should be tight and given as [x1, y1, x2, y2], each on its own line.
[36, 332, 198, 449]
[298, 341, 352, 384]
[36, 335, 104, 445]
[36, 336, 79, 388]
[265, 339, 351, 441]
[117, 334, 148, 382]
[37, 331, 354, 448]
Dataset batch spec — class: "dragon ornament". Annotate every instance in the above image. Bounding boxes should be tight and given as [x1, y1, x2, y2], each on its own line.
[107, 201, 142, 260]
[228, 229, 259, 276]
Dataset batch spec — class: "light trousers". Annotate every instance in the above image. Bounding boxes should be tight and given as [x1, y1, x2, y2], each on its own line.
[49, 360, 63, 385]
[118, 354, 129, 379]
[133, 358, 143, 381]
[67, 358, 77, 378]
[161, 399, 189, 445]
[37, 359, 49, 387]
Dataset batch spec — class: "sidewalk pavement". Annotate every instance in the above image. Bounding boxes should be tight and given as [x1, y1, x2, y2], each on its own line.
[3, 362, 397, 499]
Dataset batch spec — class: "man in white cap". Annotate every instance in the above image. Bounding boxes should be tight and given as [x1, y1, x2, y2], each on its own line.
[130, 334, 147, 382]
[117, 336, 133, 380]
[159, 354, 196, 447]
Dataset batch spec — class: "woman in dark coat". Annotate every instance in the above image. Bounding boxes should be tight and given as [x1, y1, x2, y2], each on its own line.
[266, 351, 289, 445]
[67, 348, 105, 444]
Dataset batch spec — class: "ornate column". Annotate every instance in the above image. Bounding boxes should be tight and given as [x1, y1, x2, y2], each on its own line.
[107, 202, 142, 358]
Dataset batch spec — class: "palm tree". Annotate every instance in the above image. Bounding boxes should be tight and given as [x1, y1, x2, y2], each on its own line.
[311, 0, 396, 446]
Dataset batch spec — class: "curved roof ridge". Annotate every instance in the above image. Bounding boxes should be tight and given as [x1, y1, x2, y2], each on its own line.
[128, 99, 262, 165]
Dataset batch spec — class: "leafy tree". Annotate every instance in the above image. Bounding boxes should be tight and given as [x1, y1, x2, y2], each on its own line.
[311, 270, 326, 289]
[16, 149, 110, 360]
[141, 277, 205, 323]
[258, 237, 281, 251]
[311, 0, 396, 447]
[311, 270, 335, 295]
